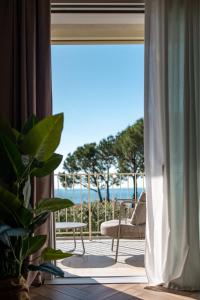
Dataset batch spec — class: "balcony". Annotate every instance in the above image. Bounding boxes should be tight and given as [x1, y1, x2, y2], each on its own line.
[54, 173, 146, 282]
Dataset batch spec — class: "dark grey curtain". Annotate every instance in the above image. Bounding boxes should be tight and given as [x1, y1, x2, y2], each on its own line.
[0, 0, 52, 127]
[0, 0, 52, 285]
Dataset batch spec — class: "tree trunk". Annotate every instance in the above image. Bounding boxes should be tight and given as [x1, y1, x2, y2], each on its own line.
[106, 169, 110, 201]
[97, 186, 103, 202]
[135, 174, 138, 200]
[132, 175, 136, 206]
[106, 181, 110, 201]
[92, 175, 103, 202]
[132, 157, 137, 204]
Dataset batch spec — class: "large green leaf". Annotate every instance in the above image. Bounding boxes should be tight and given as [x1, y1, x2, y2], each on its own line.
[29, 212, 50, 232]
[42, 247, 73, 261]
[22, 177, 31, 208]
[22, 235, 47, 258]
[0, 119, 16, 142]
[0, 225, 10, 247]
[22, 115, 39, 135]
[28, 262, 64, 277]
[0, 122, 18, 179]
[0, 186, 32, 227]
[0, 200, 18, 226]
[18, 206, 33, 228]
[0, 224, 29, 248]
[0, 135, 24, 178]
[0, 186, 21, 225]
[0, 186, 33, 227]
[4, 227, 29, 237]
[0, 224, 10, 234]
[0, 147, 14, 180]
[31, 153, 63, 177]
[35, 198, 74, 215]
[12, 128, 21, 142]
[20, 113, 64, 161]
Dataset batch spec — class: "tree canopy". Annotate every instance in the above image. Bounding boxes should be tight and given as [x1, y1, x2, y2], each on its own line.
[60, 119, 144, 201]
[115, 118, 144, 198]
[61, 137, 118, 201]
[115, 118, 144, 173]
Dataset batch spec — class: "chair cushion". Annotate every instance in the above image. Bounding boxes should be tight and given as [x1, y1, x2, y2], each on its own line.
[130, 192, 146, 225]
[100, 219, 145, 239]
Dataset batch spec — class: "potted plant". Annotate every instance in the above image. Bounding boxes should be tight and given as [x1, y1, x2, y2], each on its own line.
[0, 113, 73, 300]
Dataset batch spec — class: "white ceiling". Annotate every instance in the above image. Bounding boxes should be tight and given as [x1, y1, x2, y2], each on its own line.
[51, 13, 144, 25]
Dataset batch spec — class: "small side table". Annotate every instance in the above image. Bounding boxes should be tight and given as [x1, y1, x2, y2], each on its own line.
[56, 222, 87, 255]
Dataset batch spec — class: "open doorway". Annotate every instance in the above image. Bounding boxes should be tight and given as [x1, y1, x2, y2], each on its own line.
[51, 44, 146, 283]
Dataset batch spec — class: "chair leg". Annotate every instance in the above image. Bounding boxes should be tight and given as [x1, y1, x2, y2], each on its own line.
[115, 237, 120, 262]
[115, 206, 122, 263]
[111, 238, 114, 251]
[72, 228, 76, 251]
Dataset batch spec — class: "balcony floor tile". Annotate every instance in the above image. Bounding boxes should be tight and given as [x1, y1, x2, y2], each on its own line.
[56, 239, 146, 278]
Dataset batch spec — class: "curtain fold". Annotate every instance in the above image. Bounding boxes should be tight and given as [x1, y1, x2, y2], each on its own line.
[0, 0, 52, 126]
[145, 0, 200, 290]
[0, 0, 52, 285]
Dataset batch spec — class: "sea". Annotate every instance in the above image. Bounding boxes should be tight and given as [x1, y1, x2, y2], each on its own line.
[54, 187, 144, 204]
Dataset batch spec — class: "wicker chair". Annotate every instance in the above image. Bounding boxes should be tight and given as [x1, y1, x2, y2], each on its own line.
[100, 192, 146, 262]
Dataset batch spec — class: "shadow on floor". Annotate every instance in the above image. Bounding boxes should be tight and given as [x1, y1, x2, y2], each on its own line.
[125, 255, 145, 268]
[61, 255, 115, 268]
[30, 283, 144, 300]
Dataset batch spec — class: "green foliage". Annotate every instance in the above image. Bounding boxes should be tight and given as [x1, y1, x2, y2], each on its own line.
[28, 263, 65, 277]
[62, 136, 119, 201]
[29, 212, 50, 232]
[42, 248, 73, 260]
[0, 186, 23, 226]
[0, 224, 29, 248]
[35, 198, 74, 215]
[21, 113, 63, 161]
[64, 143, 98, 174]
[22, 115, 39, 134]
[0, 135, 24, 177]
[31, 153, 63, 177]
[0, 114, 73, 280]
[21, 235, 47, 259]
[115, 118, 144, 173]
[61, 119, 144, 200]
[55, 200, 122, 234]
[115, 119, 144, 198]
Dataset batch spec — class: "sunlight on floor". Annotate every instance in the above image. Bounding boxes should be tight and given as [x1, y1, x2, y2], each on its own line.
[56, 239, 145, 278]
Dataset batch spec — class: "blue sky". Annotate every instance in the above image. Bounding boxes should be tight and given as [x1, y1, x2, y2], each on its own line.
[52, 45, 144, 171]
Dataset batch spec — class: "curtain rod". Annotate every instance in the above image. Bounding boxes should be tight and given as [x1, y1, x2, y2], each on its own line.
[51, 3, 145, 13]
[51, 1, 144, 3]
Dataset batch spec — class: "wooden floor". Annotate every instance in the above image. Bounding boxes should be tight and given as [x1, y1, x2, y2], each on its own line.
[30, 284, 200, 300]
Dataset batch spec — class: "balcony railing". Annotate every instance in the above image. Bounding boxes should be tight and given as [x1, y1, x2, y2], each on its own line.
[54, 172, 145, 240]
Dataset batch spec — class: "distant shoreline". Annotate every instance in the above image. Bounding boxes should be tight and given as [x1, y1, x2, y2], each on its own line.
[54, 187, 144, 204]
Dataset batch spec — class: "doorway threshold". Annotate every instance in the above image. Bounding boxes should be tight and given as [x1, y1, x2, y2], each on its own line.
[46, 275, 148, 285]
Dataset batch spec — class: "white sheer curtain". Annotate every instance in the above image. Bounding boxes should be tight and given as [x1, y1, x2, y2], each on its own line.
[144, 0, 200, 290]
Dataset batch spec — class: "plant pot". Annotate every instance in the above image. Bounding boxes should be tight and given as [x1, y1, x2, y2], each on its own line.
[0, 276, 29, 300]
